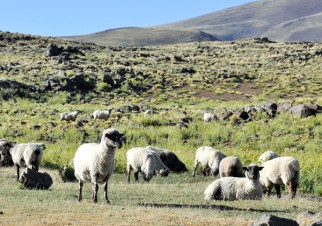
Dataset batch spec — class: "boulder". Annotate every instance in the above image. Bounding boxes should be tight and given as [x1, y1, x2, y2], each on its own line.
[44, 43, 63, 57]
[297, 211, 322, 226]
[18, 168, 53, 189]
[277, 102, 293, 113]
[289, 104, 315, 118]
[251, 214, 298, 226]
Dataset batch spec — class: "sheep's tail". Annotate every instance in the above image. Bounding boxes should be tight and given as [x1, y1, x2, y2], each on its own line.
[34, 149, 41, 156]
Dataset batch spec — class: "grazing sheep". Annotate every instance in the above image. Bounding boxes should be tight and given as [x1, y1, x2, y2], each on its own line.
[74, 128, 124, 203]
[126, 147, 169, 183]
[146, 146, 188, 173]
[8, 143, 45, 181]
[204, 164, 264, 201]
[219, 156, 244, 178]
[192, 146, 226, 177]
[93, 109, 112, 121]
[259, 156, 300, 198]
[60, 110, 80, 121]
[258, 151, 278, 164]
[144, 109, 153, 117]
[203, 112, 217, 122]
[0, 139, 15, 166]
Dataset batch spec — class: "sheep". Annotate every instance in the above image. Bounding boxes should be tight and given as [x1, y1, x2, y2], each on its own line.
[0, 139, 15, 166]
[60, 110, 80, 121]
[219, 156, 244, 178]
[8, 143, 45, 181]
[73, 128, 124, 203]
[144, 109, 153, 117]
[258, 151, 278, 164]
[126, 147, 170, 183]
[203, 112, 217, 122]
[259, 156, 300, 198]
[192, 146, 226, 177]
[146, 146, 188, 173]
[204, 164, 264, 201]
[93, 109, 112, 121]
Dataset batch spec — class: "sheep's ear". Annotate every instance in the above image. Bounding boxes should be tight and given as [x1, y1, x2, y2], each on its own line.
[6, 142, 15, 148]
[258, 166, 264, 171]
[242, 167, 248, 171]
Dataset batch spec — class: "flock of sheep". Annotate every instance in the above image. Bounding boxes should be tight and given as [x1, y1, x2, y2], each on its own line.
[0, 122, 300, 204]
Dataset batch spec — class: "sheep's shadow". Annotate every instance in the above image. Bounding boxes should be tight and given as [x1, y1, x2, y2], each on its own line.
[138, 202, 288, 213]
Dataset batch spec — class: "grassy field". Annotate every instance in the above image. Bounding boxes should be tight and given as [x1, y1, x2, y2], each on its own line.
[0, 168, 321, 226]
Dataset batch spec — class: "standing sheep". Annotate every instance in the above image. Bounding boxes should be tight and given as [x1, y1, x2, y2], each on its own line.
[74, 128, 124, 203]
[126, 147, 169, 183]
[204, 164, 264, 201]
[0, 139, 15, 166]
[258, 151, 278, 164]
[219, 156, 244, 178]
[7, 143, 45, 181]
[203, 112, 217, 122]
[93, 109, 112, 121]
[259, 156, 300, 198]
[192, 146, 226, 177]
[60, 110, 81, 121]
[146, 146, 188, 173]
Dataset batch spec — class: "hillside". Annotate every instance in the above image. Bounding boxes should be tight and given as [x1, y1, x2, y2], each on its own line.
[63, 0, 322, 46]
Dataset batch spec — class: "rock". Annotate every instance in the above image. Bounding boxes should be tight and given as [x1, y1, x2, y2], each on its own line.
[251, 214, 298, 226]
[256, 102, 277, 117]
[297, 211, 322, 226]
[218, 109, 233, 121]
[277, 102, 293, 113]
[44, 43, 63, 57]
[103, 73, 115, 86]
[235, 110, 250, 121]
[289, 104, 315, 118]
[18, 168, 53, 189]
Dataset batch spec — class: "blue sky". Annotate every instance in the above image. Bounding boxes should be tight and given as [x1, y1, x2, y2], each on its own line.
[1, 1, 256, 37]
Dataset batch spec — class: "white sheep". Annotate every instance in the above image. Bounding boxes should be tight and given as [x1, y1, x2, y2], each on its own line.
[219, 156, 244, 178]
[259, 156, 300, 198]
[192, 146, 226, 177]
[258, 151, 278, 164]
[73, 128, 124, 203]
[60, 110, 80, 121]
[93, 109, 112, 121]
[8, 143, 45, 181]
[144, 109, 153, 117]
[203, 112, 217, 122]
[126, 147, 169, 183]
[204, 164, 264, 201]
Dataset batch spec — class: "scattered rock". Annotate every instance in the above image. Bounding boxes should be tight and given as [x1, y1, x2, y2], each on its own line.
[297, 211, 322, 226]
[251, 214, 298, 226]
[289, 104, 315, 118]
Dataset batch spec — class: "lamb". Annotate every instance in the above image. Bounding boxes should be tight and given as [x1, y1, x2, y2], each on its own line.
[203, 112, 217, 122]
[219, 156, 244, 178]
[73, 128, 124, 203]
[126, 147, 170, 183]
[192, 146, 226, 177]
[7, 142, 45, 181]
[146, 146, 188, 173]
[204, 164, 264, 201]
[60, 110, 81, 121]
[258, 151, 278, 164]
[259, 156, 300, 198]
[93, 109, 112, 121]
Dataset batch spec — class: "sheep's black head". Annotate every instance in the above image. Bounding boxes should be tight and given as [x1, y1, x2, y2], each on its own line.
[159, 168, 169, 177]
[0, 140, 15, 155]
[102, 128, 124, 148]
[242, 164, 264, 180]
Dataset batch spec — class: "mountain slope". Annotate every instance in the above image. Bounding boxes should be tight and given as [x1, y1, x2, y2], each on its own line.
[157, 0, 322, 40]
[63, 27, 219, 47]
[262, 12, 322, 42]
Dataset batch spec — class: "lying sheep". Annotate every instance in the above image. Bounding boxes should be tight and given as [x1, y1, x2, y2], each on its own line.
[7, 143, 45, 181]
[146, 146, 188, 173]
[219, 156, 243, 178]
[192, 146, 226, 177]
[74, 128, 124, 203]
[93, 109, 112, 121]
[60, 110, 80, 121]
[203, 112, 217, 122]
[126, 147, 169, 183]
[258, 151, 278, 164]
[260, 156, 300, 198]
[204, 164, 264, 201]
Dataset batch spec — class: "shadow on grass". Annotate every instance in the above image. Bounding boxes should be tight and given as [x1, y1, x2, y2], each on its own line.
[138, 202, 288, 213]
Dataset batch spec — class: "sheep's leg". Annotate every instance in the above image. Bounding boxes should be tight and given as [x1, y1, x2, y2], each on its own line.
[192, 162, 199, 177]
[126, 165, 132, 183]
[287, 182, 297, 199]
[92, 183, 98, 203]
[15, 164, 20, 181]
[78, 181, 83, 201]
[275, 185, 281, 198]
[104, 181, 110, 204]
[134, 172, 139, 182]
[201, 167, 207, 176]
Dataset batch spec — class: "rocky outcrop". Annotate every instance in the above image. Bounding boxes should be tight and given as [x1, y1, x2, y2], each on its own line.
[297, 211, 322, 226]
[251, 214, 298, 226]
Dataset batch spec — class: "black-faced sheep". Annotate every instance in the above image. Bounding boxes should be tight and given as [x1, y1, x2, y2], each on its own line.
[93, 109, 112, 121]
[60, 110, 80, 121]
[258, 151, 278, 164]
[219, 156, 244, 178]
